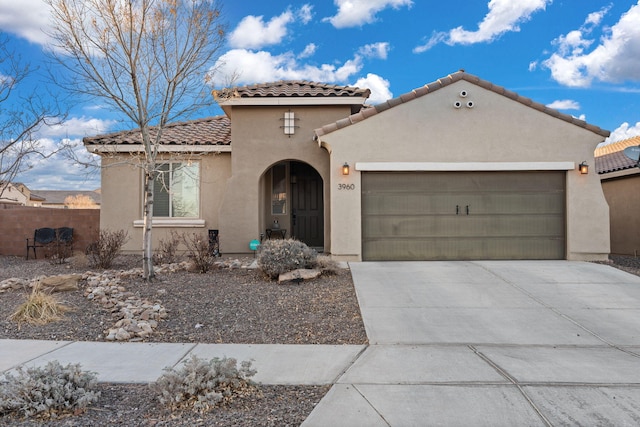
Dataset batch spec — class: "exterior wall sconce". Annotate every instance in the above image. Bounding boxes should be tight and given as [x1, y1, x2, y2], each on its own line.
[579, 161, 589, 174]
[281, 110, 298, 136]
[342, 162, 350, 175]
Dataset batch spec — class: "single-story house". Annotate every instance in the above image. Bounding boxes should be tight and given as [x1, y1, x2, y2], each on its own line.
[84, 70, 611, 261]
[596, 136, 640, 256]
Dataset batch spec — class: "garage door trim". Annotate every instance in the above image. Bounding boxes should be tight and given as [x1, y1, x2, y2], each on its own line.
[356, 161, 575, 172]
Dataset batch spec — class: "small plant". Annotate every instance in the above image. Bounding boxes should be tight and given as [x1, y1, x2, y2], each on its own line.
[86, 229, 129, 269]
[151, 355, 257, 413]
[181, 232, 215, 273]
[0, 361, 100, 419]
[257, 238, 318, 279]
[316, 254, 341, 275]
[10, 289, 70, 325]
[153, 230, 182, 265]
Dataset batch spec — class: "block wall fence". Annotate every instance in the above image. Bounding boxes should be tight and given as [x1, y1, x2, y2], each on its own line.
[0, 205, 100, 257]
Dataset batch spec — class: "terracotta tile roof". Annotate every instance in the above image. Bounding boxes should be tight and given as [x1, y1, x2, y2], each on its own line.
[595, 136, 640, 174]
[215, 80, 371, 99]
[83, 116, 231, 146]
[314, 70, 610, 139]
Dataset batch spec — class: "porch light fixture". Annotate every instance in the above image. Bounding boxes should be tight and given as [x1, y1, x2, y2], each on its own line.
[342, 162, 350, 175]
[579, 161, 589, 174]
[281, 110, 298, 136]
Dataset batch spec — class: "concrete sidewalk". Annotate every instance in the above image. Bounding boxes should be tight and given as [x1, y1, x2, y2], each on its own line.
[0, 340, 365, 385]
[3, 261, 640, 426]
[302, 261, 640, 426]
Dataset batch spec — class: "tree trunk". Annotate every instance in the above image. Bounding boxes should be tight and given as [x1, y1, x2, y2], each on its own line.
[142, 168, 155, 281]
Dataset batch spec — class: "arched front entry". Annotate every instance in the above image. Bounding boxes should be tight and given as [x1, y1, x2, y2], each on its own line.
[264, 161, 324, 249]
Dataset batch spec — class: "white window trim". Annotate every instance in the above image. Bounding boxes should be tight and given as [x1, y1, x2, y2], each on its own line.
[153, 161, 200, 219]
[133, 219, 205, 228]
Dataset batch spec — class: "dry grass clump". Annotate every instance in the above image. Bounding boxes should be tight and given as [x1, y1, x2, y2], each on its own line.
[9, 289, 71, 325]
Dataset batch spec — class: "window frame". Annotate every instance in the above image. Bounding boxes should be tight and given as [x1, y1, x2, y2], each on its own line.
[151, 161, 200, 219]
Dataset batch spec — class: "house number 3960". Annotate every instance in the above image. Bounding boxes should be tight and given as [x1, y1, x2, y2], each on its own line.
[338, 183, 355, 190]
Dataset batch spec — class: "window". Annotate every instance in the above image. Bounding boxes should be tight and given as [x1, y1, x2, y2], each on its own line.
[272, 164, 286, 214]
[153, 162, 199, 218]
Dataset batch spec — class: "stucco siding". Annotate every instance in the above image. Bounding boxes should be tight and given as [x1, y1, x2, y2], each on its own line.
[100, 153, 231, 254]
[320, 80, 609, 260]
[218, 105, 350, 254]
[602, 174, 640, 255]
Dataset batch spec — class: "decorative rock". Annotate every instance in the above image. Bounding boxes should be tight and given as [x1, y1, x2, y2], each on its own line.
[115, 328, 131, 341]
[278, 269, 322, 283]
[33, 274, 83, 293]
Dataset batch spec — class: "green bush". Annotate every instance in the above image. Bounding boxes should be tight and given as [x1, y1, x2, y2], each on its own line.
[0, 361, 99, 419]
[151, 355, 257, 413]
[257, 238, 318, 279]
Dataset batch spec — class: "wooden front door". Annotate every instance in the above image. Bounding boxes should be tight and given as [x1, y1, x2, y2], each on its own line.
[291, 162, 324, 248]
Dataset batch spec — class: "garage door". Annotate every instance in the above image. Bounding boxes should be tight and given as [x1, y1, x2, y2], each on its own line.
[362, 171, 565, 260]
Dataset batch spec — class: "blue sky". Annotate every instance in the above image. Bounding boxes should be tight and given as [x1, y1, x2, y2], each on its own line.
[1, 0, 640, 190]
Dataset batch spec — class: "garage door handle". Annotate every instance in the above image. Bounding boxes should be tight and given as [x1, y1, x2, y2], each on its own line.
[456, 205, 459, 215]
[466, 205, 470, 215]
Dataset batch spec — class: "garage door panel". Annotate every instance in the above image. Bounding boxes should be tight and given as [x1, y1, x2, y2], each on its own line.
[363, 237, 566, 261]
[361, 171, 565, 260]
[362, 193, 461, 215]
[363, 214, 565, 239]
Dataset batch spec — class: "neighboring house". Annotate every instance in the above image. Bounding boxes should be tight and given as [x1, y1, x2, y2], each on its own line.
[29, 190, 101, 209]
[84, 71, 611, 261]
[0, 182, 31, 205]
[596, 136, 640, 256]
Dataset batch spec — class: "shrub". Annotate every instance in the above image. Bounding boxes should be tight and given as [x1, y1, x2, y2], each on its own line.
[316, 254, 341, 275]
[86, 229, 129, 269]
[181, 232, 215, 273]
[10, 290, 70, 325]
[151, 355, 257, 413]
[0, 361, 100, 419]
[153, 231, 182, 265]
[257, 238, 317, 279]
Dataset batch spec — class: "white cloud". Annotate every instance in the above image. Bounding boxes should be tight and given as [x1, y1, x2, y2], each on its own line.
[228, 11, 294, 50]
[299, 43, 317, 58]
[605, 121, 640, 143]
[358, 42, 390, 60]
[14, 136, 101, 190]
[213, 38, 392, 87]
[228, 5, 315, 50]
[298, 4, 314, 24]
[415, 0, 551, 52]
[212, 49, 366, 85]
[325, 0, 413, 28]
[353, 73, 392, 105]
[0, 0, 52, 45]
[546, 99, 580, 110]
[37, 116, 116, 139]
[543, 2, 640, 87]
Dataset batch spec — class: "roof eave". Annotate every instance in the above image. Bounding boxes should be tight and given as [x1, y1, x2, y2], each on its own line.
[86, 145, 232, 154]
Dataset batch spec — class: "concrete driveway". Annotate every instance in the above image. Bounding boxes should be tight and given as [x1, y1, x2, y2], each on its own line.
[302, 261, 640, 426]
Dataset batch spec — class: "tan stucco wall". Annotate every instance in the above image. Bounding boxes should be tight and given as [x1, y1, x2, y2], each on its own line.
[319, 80, 610, 261]
[218, 105, 352, 254]
[601, 173, 640, 255]
[100, 153, 231, 253]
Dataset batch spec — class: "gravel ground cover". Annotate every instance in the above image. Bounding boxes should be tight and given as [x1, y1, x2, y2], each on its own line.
[0, 254, 366, 426]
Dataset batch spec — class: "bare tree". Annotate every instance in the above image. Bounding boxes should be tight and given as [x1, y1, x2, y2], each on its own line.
[64, 193, 98, 208]
[45, 0, 226, 280]
[0, 36, 64, 199]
